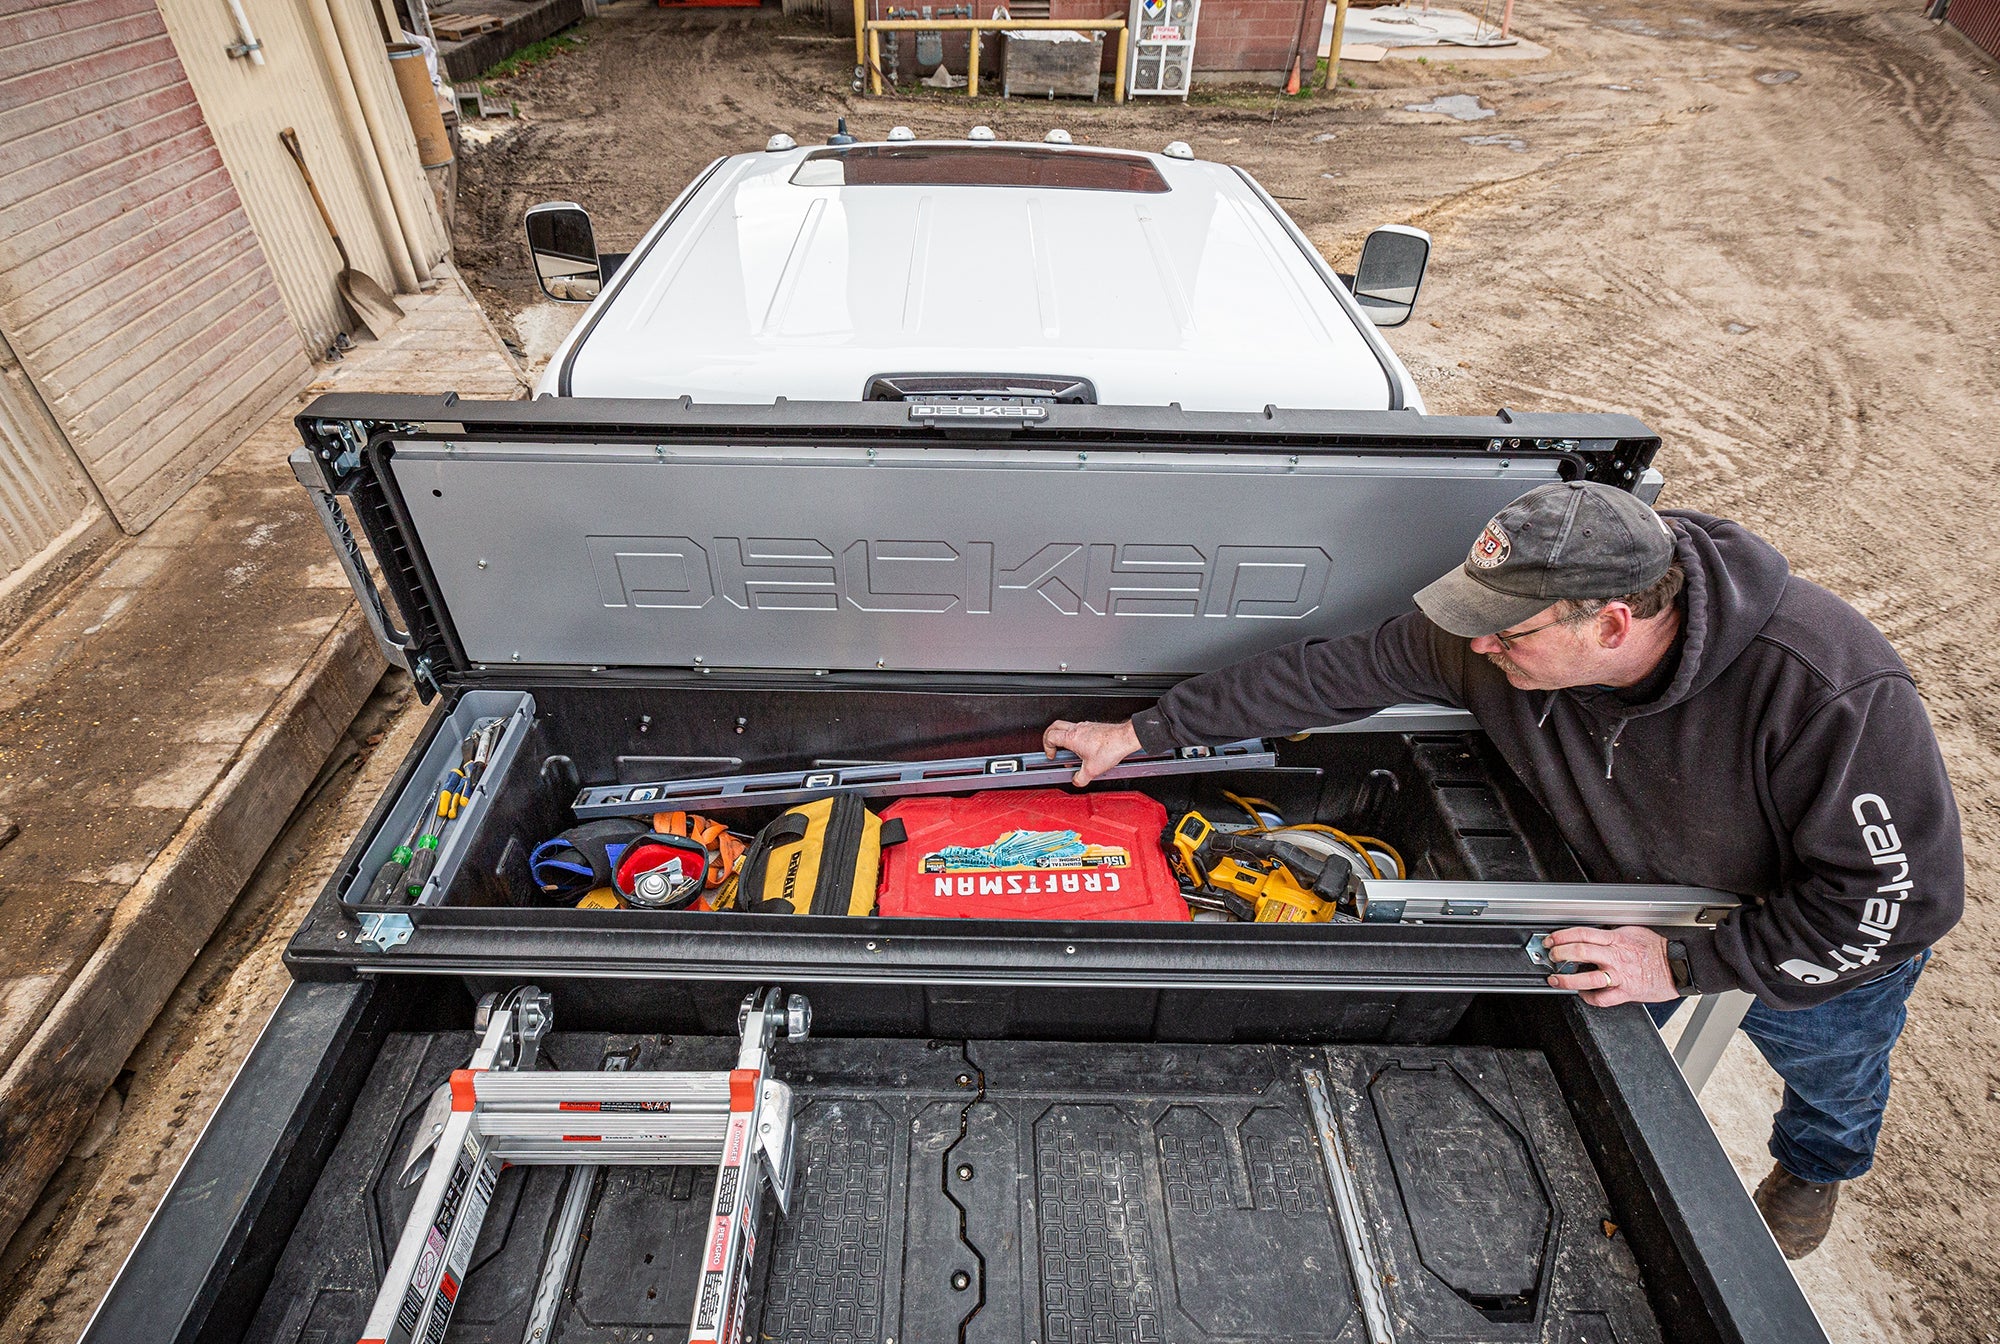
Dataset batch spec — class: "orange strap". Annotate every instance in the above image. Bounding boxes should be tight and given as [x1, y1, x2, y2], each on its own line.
[654, 811, 749, 889]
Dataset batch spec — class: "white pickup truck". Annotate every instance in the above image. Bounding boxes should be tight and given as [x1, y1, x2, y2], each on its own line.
[521, 129, 1434, 411]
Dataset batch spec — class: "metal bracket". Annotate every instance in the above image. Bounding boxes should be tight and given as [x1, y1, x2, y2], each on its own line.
[410, 654, 440, 699]
[290, 447, 413, 673]
[1523, 932, 1578, 974]
[757, 1080, 797, 1217]
[356, 911, 412, 951]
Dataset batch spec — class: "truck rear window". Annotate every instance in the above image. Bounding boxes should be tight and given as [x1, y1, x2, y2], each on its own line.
[790, 144, 1171, 192]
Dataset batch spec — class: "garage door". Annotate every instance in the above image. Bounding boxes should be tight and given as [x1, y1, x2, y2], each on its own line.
[1944, 0, 2000, 59]
[0, 0, 310, 532]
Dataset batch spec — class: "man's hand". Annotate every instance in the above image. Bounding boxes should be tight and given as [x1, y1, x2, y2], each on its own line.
[1042, 719, 1143, 786]
[1544, 926, 1679, 1006]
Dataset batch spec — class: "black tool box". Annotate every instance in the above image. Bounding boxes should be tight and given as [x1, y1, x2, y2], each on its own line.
[84, 398, 1827, 1344]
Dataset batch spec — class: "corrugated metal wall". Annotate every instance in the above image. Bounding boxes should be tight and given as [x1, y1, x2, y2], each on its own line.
[0, 0, 311, 534]
[156, 0, 450, 355]
[1944, 0, 2000, 59]
[0, 326, 99, 579]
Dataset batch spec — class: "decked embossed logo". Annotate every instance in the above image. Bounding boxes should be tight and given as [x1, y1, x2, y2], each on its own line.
[1468, 521, 1511, 570]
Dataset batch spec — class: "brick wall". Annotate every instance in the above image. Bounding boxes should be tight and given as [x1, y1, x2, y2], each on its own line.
[1944, 0, 2000, 60]
[1191, 0, 1327, 79]
[862, 0, 1323, 86]
[1051, 0, 1326, 81]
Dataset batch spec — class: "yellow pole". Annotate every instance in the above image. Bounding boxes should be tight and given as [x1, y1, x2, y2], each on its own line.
[868, 27, 883, 95]
[1113, 25, 1128, 103]
[854, 0, 868, 70]
[967, 27, 981, 97]
[1324, 0, 1349, 90]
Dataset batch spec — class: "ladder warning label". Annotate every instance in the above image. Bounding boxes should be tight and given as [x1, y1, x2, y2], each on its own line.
[705, 1215, 732, 1271]
[423, 1154, 495, 1344]
[696, 1271, 723, 1331]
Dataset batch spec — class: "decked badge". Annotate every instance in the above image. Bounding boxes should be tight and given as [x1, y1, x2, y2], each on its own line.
[1468, 521, 1511, 569]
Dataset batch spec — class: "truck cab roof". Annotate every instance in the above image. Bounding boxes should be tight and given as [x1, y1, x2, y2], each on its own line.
[539, 138, 1424, 411]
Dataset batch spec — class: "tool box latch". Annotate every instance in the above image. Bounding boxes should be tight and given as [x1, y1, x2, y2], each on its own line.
[356, 911, 413, 951]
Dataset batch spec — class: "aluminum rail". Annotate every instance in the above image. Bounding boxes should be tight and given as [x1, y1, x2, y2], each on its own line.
[1344, 876, 1740, 927]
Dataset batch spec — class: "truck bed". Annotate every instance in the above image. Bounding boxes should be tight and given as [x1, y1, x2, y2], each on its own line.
[252, 1027, 1655, 1344]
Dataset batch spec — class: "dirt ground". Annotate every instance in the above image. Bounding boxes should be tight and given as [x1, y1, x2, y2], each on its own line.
[449, 1, 2000, 1336]
[1, 0, 1992, 1339]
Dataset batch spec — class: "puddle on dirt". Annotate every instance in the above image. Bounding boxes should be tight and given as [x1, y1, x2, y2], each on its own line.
[1757, 69, 1801, 84]
[1404, 93, 1494, 120]
[1462, 134, 1527, 151]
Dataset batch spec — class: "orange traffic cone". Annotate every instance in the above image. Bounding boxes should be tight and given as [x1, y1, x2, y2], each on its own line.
[1284, 56, 1302, 94]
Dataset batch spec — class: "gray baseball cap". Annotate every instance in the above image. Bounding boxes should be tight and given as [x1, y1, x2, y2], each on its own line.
[1414, 481, 1676, 638]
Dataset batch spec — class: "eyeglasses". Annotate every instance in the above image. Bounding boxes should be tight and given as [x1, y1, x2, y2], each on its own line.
[1490, 614, 1575, 651]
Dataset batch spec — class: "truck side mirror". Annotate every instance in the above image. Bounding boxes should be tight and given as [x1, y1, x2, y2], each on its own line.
[1352, 225, 1431, 327]
[525, 202, 602, 303]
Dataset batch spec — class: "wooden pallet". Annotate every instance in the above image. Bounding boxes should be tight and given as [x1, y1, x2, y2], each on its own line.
[431, 12, 504, 40]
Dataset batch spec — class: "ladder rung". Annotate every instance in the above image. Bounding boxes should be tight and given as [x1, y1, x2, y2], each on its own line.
[485, 1114, 731, 1143]
[494, 1143, 734, 1164]
[469, 1070, 731, 1106]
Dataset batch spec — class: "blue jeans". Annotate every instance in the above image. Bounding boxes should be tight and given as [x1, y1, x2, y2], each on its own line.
[1649, 948, 1930, 1184]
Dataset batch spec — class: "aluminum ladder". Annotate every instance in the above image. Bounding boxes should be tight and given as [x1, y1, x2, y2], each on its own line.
[358, 984, 809, 1344]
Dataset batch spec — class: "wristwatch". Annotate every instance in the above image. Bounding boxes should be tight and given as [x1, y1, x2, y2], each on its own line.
[1665, 939, 1694, 994]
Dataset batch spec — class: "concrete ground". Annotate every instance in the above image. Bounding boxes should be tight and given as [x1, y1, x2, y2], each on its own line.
[0, 269, 522, 1340]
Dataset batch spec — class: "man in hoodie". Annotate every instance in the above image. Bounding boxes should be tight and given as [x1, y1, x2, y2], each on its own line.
[1044, 480, 1962, 1259]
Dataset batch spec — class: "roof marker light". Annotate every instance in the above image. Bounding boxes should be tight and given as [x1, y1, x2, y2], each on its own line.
[766, 133, 797, 151]
[968, 125, 997, 140]
[1163, 140, 1193, 159]
[888, 125, 916, 141]
[1044, 128, 1073, 144]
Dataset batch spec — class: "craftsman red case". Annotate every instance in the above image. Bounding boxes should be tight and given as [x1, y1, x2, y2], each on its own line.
[878, 789, 1189, 921]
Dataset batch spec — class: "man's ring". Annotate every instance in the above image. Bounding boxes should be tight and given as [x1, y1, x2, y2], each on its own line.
[1599, 971, 1615, 990]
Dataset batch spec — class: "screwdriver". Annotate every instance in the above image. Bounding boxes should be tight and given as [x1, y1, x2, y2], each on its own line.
[364, 809, 427, 904]
[403, 766, 468, 899]
[404, 719, 501, 900]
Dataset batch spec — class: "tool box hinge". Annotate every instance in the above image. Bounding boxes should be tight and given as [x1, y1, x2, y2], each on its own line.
[411, 655, 440, 699]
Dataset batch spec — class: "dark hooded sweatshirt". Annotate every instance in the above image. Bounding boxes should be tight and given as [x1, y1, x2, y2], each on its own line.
[1132, 511, 1963, 1009]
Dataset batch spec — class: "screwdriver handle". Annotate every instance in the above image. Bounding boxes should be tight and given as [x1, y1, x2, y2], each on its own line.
[405, 833, 441, 899]
[365, 845, 414, 904]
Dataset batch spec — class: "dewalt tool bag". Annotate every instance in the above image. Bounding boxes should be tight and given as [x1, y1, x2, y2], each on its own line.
[733, 795, 904, 916]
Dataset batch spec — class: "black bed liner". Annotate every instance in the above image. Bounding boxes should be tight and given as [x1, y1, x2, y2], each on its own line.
[251, 1031, 1657, 1344]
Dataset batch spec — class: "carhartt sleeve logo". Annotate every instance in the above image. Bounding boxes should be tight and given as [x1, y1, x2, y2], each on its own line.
[1468, 521, 1512, 570]
[1791, 792, 1919, 985]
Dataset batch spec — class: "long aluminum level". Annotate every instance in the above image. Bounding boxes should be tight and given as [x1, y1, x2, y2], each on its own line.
[571, 740, 1276, 818]
[1346, 876, 1740, 927]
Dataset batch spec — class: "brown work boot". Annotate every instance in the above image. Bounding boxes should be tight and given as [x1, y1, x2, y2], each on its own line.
[1753, 1164, 1839, 1260]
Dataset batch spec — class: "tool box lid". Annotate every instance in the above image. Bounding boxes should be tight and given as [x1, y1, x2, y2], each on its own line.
[293, 396, 1659, 694]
